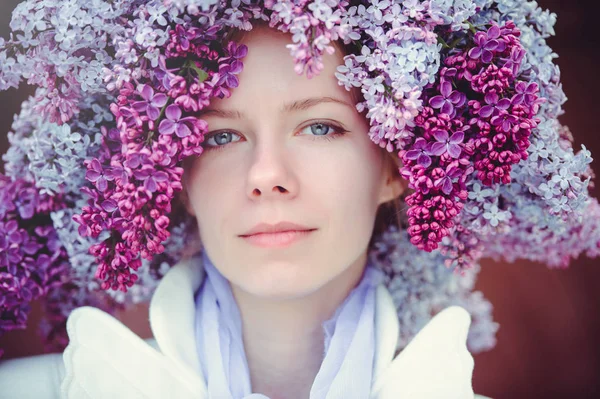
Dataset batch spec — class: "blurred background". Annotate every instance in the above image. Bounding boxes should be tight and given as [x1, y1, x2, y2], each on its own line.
[0, 1, 598, 398]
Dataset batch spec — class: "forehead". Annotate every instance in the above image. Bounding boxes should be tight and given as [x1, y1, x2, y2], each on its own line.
[208, 26, 353, 113]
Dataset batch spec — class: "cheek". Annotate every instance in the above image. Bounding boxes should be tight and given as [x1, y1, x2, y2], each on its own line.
[308, 140, 384, 226]
[185, 160, 239, 237]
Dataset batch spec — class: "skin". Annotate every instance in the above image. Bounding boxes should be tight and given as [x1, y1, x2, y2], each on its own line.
[181, 26, 403, 398]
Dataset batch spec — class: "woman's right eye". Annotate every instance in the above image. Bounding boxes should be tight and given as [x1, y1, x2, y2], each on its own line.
[204, 131, 242, 149]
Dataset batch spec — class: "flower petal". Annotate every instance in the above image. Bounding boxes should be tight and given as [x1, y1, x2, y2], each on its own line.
[449, 131, 464, 144]
[429, 95, 445, 109]
[479, 105, 493, 118]
[405, 149, 421, 160]
[176, 123, 192, 138]
[447, 143, 462, 159]
[482, 50, 494, 64]
[432, 129, 449, 142]
[140, 84, 153, 101]
[101, 200, 118, 212]
[441, 102, 453, 115]
[165, 104, 181, 121]
[484, 91, 498, 105]
[487, 25, 500, 39]
[147, 105, 160, 120]
[97, 177, 107, 192]
[440, 80, 452, 98]
[468, 47, 481, 59]
[151, 93, 168, 108]
[429, 142, 447, 156]
[158, 119, 176, 135]
[417, 153, 432, 168]
[145, 178, 157, 193]
[442, 177, 453, 195]
[132, 101, 148, 113]
[497, 98, 511, 110]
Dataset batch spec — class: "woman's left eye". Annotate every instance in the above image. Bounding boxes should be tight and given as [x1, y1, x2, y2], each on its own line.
[299, 122, 346, 137]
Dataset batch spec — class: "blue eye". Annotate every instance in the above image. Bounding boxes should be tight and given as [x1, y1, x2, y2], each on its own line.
[299, 122, 345, 137]
[203, 122, 347, 151]
[204, 131, 241, 148]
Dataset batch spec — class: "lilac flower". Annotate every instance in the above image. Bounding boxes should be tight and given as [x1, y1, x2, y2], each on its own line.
[491, 113, 519, 133]
[512, 81, 539, 106]
[468, 182, 495, 202]
[434, 163, 464, 195]
[500, 46, 526, 76]
[85, 159, 114, 192]
[218, 42, 248, 88]
[468, 24, 506, 63]
[479, 92, 511, 118]
[404, 138, 433, 168]
[0, 220, 22, 266]
[173, 25, 194, 51]
[158, 105, 197, 138]
[218, 61, 243, 88]
[429, 80, 466, 116]
[430, 129, 465, 158]
[124, 151, 152, 169]
[366, 0, 390, 21]
[132, 85, 168, 120]
[133, 168, 170, 193]
[482, 203, 509, 227]
[14, 186, 37, 220]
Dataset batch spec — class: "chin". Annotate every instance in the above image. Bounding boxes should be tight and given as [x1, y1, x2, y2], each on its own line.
[234, 259, 329, 300]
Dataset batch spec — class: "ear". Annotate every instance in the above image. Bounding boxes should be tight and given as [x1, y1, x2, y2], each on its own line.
[179, 175, 196, 217]
[378, 172, 405, 205]
[377, 154, 406, 205]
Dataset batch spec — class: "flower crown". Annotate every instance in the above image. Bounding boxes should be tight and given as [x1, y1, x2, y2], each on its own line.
[1, 0, 597, 358]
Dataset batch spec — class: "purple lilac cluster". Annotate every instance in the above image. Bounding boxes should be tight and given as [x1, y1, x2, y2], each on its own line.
[0, 176, 69, 349]
[73, 26, 246, 292]
[400, 21, 541, 257]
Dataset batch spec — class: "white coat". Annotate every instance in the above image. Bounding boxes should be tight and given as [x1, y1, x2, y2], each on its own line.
[0, 256, 491, 399]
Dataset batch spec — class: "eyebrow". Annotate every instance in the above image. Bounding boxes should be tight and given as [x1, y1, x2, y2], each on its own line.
[198, 96, 354, 119]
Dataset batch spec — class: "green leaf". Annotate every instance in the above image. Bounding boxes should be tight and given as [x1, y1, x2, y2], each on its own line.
[186, 60, 208, 82]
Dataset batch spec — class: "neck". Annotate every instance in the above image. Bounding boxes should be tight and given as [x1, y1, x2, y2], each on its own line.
[230, 252, 368, 399]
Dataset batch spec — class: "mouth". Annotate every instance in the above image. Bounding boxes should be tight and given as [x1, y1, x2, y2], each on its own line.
[240, 229, 317, 248]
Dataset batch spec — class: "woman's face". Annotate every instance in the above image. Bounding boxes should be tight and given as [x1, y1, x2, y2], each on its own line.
[183, 27, 401, 299]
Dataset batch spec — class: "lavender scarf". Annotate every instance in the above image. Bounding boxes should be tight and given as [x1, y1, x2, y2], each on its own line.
[194, 251, 384, 399]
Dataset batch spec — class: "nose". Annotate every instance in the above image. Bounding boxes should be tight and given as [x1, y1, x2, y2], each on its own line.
[245, 142, 299, 201]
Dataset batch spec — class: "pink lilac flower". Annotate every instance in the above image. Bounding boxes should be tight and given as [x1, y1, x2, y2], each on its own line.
[429, 80, 466, 116]
[404, 137, 433, 168]
[468, 24, 506, 63]
[479, 92, 511, 118]
[158, 104, 197, 138]
[429, 129, 465, 159]
[85, 159, 114, 192]
[132, 84, 168, 120]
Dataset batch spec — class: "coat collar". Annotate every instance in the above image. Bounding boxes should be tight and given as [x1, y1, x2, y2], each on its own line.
[149, 255, 401, 381]
[63, 256, 476, 398]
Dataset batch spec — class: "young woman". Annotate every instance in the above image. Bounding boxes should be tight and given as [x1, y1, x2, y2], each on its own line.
[2, 1, 591, 398]
[0, 23, 486, 399]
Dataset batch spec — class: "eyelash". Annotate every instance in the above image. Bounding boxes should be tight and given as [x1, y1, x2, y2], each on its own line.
[202, 122, 348, 152]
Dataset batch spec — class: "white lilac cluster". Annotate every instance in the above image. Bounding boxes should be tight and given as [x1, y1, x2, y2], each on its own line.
[0, 0, 136, 124]
[334, 0, 453, 151]
[370, 226, 499, 353]
[2, 94, 107, 196]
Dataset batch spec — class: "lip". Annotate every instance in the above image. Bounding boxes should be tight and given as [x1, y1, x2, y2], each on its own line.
[239, 222, 317, 248]
[240, 222, 315, 236]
